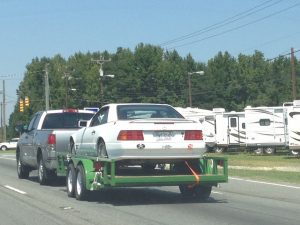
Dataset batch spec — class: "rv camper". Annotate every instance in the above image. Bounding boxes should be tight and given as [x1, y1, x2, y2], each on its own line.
[244, 105, 286, 154]
[214, 109, 246, 153]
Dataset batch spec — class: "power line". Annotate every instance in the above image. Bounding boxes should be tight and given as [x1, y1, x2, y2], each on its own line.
[267, 49, 300, 61]
[160, 0, 283, 47]
[166, 2, 300, 50]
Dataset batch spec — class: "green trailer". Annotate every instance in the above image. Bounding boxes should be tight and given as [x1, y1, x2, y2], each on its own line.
[57, 154, 228, 201]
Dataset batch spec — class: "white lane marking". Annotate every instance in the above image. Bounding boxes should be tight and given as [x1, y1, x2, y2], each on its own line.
[230, 177, 300, 189]
[4, 185, 27, 195]
[212, 191, 223, 195]
[0, 156, 16, 161]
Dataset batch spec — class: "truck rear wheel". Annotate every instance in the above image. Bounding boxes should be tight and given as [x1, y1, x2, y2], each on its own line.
[16, 152, 30, 179]
[38, 156, 49, 185]
[179, 185, 212, 200]
[67, 163, 76, 197]
[75, 165, 89, 201]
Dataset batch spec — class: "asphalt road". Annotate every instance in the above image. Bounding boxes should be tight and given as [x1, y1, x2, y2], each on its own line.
[0, 154, 299, 225]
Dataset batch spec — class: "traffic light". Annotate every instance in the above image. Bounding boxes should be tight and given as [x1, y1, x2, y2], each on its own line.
[19, 99, 24, 112]
[25, 96, 30, 107]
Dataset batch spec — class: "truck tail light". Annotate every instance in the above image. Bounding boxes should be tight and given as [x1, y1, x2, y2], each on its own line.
[48, 134, 56, 145]
[117, 130, 144, 141]
[184, 130, 203, 140]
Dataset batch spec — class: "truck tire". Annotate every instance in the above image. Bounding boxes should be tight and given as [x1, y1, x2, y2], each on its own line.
[1, 145, 7, 151]
[179, 185, 212, 200]
[75, 165, 89, 201]
[67, 163, 76, 197]
[37, 156, 49, 185]
[16, 152, 30, 179]
[97, 139, 108, 158]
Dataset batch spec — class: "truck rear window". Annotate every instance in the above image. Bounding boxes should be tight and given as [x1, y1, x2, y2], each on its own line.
[42, 113, 94, 129]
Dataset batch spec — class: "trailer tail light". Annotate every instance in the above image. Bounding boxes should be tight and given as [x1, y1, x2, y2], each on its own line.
[94, 161, 102, 172]
[117, 130, 144, 141]
[184, 130, 203, 140]
[48, 134, 56, 145]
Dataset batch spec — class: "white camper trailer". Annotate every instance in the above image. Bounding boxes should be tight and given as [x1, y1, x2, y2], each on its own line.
[244, 106, 286, 154]
[285, 100, 300, 155]
[214, 109, 246, 153]
[175, 107, 216, 150]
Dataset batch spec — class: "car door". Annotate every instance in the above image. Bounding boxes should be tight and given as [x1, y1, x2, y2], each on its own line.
[81, 107, 109, 152]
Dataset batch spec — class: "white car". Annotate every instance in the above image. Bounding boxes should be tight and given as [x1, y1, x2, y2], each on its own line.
[0, 138, 19, 151]
[70, 103, 206, 163]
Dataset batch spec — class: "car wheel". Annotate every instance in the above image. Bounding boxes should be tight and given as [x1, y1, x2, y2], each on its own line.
[70, 139, 76, 155]
[97, 139, 108, 158]
[16, 151, 29, 179]
[67, 163, 76, 197]
[37, 156, 49, 185]
[264, 147, 275, 155]
[254, 147, 263, 155]
[1, 145, 7, 151]
[75, 165, 89, 201]
[179, 185, 212, 200]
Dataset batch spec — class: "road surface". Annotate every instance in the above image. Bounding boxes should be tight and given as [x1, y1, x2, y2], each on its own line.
[0, 154, 299, 225]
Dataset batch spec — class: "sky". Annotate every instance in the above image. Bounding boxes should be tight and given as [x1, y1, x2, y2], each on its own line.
[0, 0, 299, 124]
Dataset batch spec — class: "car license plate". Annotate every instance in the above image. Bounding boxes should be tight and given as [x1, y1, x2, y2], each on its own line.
[153, 131, 174, 141]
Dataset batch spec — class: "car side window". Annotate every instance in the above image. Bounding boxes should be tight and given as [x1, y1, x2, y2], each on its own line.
[90, 107, 109, 127]
[27, 113, 41, 131]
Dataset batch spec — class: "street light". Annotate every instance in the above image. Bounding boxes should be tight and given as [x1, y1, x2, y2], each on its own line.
[188, 71, 204, 107]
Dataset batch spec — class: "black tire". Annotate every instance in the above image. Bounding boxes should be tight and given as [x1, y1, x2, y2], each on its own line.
[16, 151, 30, 179]
[70, 139, 76, 155]
[179, 185, 212, 200]
[291, 150, 299, 156]
[66, 163, 76, 197]
[1, 145, 7, 151]
[214, 147, 225, 153]
[97, 139, 108, 158]
[37, 156, 49, 185]
[75, 165, 89, 201]
[264, 147, 275, 155]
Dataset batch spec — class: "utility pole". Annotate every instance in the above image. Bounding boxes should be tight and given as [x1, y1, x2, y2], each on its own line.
[44, 64, 50, 110]
[2, 80, 5, 141]
[291, 47, 297, 100]
[91, 56, 111, 105]
[62, 71, 72, 108]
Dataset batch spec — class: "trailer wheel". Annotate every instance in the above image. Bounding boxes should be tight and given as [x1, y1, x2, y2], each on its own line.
[214, 147, 225, 153]
[38, 156, 49, 185]
[179, 185, 212, 200]
[75, 165, 89, 201]
[16, 151, 30, 179]
[291, 150, 299, 156]
[97, 139, 108, 158]
[264, 147, 275, 155]
[66, 163, 76, 197]
[253, 147, 263, 155]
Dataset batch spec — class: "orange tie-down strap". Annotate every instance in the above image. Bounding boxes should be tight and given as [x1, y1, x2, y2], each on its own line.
[184, 161, 201, 185]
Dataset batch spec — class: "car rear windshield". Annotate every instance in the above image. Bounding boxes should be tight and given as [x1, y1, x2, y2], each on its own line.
[42, 112, 94, 129]
[117, 105, 184, 120]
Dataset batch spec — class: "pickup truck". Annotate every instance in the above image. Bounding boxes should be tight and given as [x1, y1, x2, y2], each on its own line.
[16, 109, 95, 185]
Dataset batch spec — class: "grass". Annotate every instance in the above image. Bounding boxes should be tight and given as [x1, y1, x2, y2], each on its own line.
[0, 149, 16, 155]
[209, 151, 300, 185]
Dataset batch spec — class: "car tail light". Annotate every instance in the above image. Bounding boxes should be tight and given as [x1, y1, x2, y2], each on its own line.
[94, 161, 102, 172]
[63, 109, 78, 113]
[117, 130, 144, 141]
[48, 134, 56, 145]
[184, 130, 203, 140]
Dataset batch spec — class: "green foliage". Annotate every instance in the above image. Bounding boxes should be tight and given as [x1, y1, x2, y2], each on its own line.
[8, 44, 299, 137]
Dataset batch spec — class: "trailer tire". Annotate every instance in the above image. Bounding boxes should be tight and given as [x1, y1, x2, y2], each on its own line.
[291, 150, 299, 156]
[214, 147, 225, 153]
[254, 147, 263, 155]
[16, 151, 30, 179]
[179, 185, 212, 200]
[264, 147, 275, 155]
[75, 165, 89, 201]
[66, 163, 76, 197]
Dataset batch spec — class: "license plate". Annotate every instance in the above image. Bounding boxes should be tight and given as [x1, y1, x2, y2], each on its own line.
[153, 131, 174, 141]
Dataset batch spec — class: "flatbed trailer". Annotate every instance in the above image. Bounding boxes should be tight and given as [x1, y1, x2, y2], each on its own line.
[57, 155, 228, 201]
